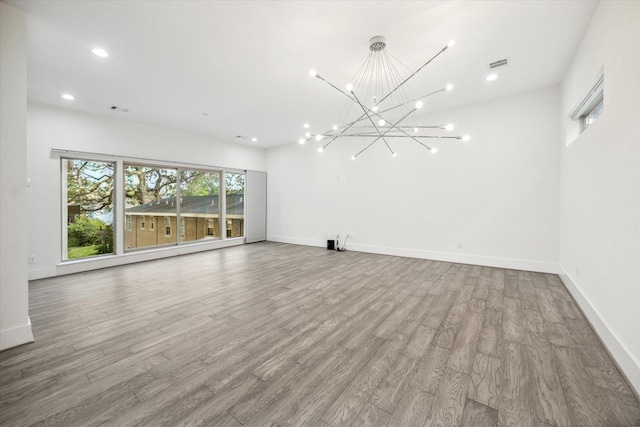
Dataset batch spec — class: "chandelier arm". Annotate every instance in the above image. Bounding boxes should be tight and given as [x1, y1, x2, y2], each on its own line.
[376, 44, 449, 106]
[386, 120, 433, 150]
[352, 137, 382, 159]
[321, 103, 375, 149]
[314, 74, 374, 148]
[350, 90, 394, 155]
[378, 88, 447, 116]
[353, 107, 419, 158]
[315, 75, 356, 103]
[340, 134, 452, 138]
[315, 84, 445, 144]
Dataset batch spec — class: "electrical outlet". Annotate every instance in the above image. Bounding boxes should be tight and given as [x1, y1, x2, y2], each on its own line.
[28, 255, 36, 264]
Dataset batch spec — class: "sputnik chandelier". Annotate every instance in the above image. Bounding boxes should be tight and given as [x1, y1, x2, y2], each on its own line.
[300, 36, 470, 159]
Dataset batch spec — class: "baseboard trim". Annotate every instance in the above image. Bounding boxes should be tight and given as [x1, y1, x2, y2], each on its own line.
[28, 266, 58, 281]
[0, 317, 34, 351]
[29, 239, 246, 280]
[559, 265, 640, 398]
[266, 235, 558, 274]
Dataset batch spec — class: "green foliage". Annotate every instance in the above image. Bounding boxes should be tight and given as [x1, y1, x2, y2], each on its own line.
[67, 160, 114, 214]
[97, 224, 113, 254]
[67, 245, 100, 259]
[67, 217, 113, 256]
[180, 170, 220, 196]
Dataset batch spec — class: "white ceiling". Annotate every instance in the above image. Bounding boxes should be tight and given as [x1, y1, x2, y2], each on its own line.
[7, 0, 598, 148]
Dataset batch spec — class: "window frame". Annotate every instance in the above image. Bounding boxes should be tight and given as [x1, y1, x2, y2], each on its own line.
[58, 150, 247, 264]
[569, 69, 604, 133]
[61, 157, 116, 261]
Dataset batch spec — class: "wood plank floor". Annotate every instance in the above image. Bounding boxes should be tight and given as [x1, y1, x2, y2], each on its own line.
[1, 242, 639, 426]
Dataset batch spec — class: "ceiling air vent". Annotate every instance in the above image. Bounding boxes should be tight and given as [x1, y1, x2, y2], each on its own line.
[109, 105, 129, 113]
[489, 58, 509, 69]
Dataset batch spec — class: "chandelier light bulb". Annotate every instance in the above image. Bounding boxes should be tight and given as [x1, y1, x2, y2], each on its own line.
[391, 152, 397, 157]
[486, 73, 498, 82]
[446, 84, 454, 91]
[298, 138, 306, 145]
[251, 137, 257, 142]
[305, 132, 311, 138]
[315, 134, 324, 141]
[351, 155, 356, 160]
[309, 69, 317, 77]
[447, 40, 456, 48]
[303, 123, 309, 128]
[415, 101, 424, 109]
[431, 147, 438, 153]
[378, 119, 386, 126]
[413, 128, 418, 133]
[372, 106, 379, 113]
[346, 83, 354, 92]
[332, 125, 338, 130]
[462, 134, 471, 141]
[318, 147, 324, 153]
[445, 123, 454, 131]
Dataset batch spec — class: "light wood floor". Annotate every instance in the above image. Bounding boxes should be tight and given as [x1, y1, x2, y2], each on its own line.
[1, 242, 639, 426]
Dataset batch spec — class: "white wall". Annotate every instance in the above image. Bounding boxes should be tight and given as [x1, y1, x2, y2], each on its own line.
[0, 3, 34, 350]
[27, 102, 266, 279]
[559, 1, 640, 392]
[267, 86, 561, 273]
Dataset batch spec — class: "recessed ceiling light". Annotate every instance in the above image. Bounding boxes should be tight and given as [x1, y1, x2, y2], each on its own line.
[486, 73, 498, 82]
[92, 48, 109, 58]
[61, 93, 75, 100]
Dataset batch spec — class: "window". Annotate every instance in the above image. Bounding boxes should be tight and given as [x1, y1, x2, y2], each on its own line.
[179, 169, 220, 242]
[63, 159, 114, 260]
[569, 70, 604, 134]
[225, 172, 245, 238]
[63, 155, 247, 261]
[583, 98, 603, 129]
[125, 164, 177, 250]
